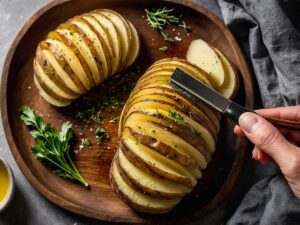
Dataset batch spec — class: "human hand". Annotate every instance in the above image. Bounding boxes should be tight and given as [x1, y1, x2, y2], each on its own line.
[234, 106, 300, 199]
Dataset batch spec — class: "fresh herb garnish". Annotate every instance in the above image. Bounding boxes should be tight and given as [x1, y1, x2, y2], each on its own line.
[76, 107, 102, 124]
[168, 110, 195, 133]
[178, 21, 191, 32]
[95, 128, 110, 145]
[145, 7, 191, 42]
[81, 138, 92, 148]
[19, 105, 88, 187]
[168, 110, 184, 123]
[110, 116, 120, 124]
[159, 45, 169, 52]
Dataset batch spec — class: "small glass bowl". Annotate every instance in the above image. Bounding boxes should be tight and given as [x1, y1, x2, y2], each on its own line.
[0, 156, 15, 212]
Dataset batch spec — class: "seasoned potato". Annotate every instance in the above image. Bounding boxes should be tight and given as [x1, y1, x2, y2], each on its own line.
[112, 58, 225, 214]
[33, 9, 140, 107]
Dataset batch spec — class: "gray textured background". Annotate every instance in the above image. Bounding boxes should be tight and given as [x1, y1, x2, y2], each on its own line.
[0, 1, 229, 225]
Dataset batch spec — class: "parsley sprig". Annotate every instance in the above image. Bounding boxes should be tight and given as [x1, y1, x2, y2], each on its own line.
[19, 106, 88, 187]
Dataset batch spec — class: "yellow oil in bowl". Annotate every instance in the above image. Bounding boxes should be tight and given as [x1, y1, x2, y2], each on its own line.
[0, 161, 10, 204]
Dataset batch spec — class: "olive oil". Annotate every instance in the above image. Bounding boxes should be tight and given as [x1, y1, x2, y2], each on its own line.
[0, 161, 9, 203]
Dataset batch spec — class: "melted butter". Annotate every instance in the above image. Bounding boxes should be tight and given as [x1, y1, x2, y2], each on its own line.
[0, 161, 9, 203]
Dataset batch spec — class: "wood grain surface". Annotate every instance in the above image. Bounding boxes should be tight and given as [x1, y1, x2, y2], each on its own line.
[0, 0, 254, 224]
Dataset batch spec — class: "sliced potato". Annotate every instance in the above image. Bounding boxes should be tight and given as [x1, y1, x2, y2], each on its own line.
[129, 127, 200, 171]
[149, 58, 214, 87]
[126, 93, 217, 137]
[69, 18, 111, 81]
[34, 75, 71, 107]
[89, 12, 122, 73]
[110, 159, 181, 214]
[186, 39, 225, 88]
[122, 128, 197, 187]
[125, 101, 216, 153]
[128, 86, 220, 132]
[125, 112, 209, 170]
[56, 29, 100, 85]
[213, 47, 239, 99]
[117, 149, 192, 199]
[126, 21, 140, 67]
[34, 59, 75, 101]
[97, 9, 131, 69]
[41, 48, 85, 94]
[45, 39, 92, 90]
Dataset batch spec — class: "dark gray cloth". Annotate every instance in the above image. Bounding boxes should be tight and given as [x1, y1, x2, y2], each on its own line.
[217, 0, 300, 224]
[218, 0, 300, 108]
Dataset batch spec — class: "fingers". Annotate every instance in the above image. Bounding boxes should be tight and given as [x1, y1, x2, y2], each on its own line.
[238, 112, 298, 167]
[255, 106, 300, 121]
[252, 147, 272, 164]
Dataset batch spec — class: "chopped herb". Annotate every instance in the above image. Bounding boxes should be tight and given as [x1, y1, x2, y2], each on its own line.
[81, 138, 92, 148]
[160, 31, 174, 42]
[95, 127, 110, 145]
[168, 110, 184, 122]
[110, 116, 120, 124]
[19, 105, 88, 187]
[178, 21, 191, 32]
[109, 96, 124, 109]
[159, 46, 168, 52]
[147, 119, 160, 125]
[75, 107, 103, 124]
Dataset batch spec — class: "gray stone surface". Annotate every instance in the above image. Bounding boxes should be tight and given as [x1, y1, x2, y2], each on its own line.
[0, 1, 222, 224]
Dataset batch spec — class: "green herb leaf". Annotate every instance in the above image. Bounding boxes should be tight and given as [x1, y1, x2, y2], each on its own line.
[178, 21, 191, 32]
[81, 138, 92, 148]
[19, 105, 89, 187]
[159, 46, 168, 52]
[95, 127, 110, 145]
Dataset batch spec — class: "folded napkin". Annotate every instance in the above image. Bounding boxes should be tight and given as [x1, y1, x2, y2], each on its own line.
[217, 0, 300, 224]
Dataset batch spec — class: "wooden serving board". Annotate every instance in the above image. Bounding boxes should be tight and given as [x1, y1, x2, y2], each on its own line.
[1, 0, 254, 224]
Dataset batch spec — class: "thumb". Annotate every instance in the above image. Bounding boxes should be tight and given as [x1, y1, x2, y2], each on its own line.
[239, 112, 297, 166]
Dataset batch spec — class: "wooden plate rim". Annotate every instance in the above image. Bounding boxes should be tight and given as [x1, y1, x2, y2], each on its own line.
[0, 0, 254, 223]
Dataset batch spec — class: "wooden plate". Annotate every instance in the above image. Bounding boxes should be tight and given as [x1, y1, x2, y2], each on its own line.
[1, 0, 254, 224]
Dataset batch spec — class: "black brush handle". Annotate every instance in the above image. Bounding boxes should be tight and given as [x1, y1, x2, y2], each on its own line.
[224, 102, 300, 130]
[224, 101, 251, 123]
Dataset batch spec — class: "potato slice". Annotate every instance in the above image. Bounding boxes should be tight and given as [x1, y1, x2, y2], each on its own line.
[56, 29, 101, 85]
[129, 127, 200, 171]
[126, 21, 140, 67]
[33, 59, 75, 101]
[41, 48, 84, 94]
[89, 12, 122, 73]
[97, 9, 131, 69]
[186, 39, 226, 88]
[122, 128, 197, 187]
[34, 75, 71, 107]
[128, 86, 220, 132]
[127, 93, 217, 137]
[149, 59, 214, 87]
[45, 39, 92, 90]
[110, 159, 181, 214]
[124, 112, 209, 170]
[213, 48, 239, 99]
[117, 149, 192, 199]
[69, 18, 111, 81]
[125, 101, 216, 153]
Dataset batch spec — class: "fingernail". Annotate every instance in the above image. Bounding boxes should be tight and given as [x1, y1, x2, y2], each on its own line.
[239, 112, 258, 133]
